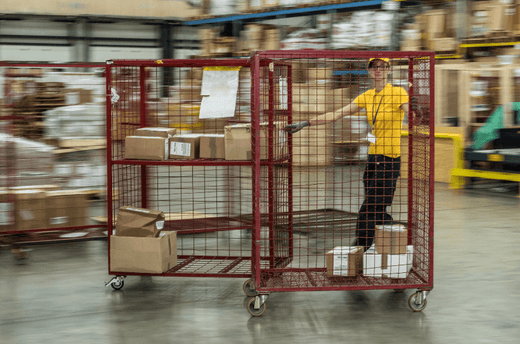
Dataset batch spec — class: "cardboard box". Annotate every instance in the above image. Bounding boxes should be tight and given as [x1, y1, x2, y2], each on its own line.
[224, 122, 285, 161]
[46, 191, 88, 228]
[375, 224, 408, 254]
[170, 134, 201, 160]
[116, 206, 165, 237]
[326, 246, 364, 277]
[363, 245, 414, 279]
[110, 231, 177, 274]
[199, 134, 225, 159]
[125, 136, 169, 161]
[65, 89, 93, 105]
[135, 127, 176, 138]
[13, 190, 47, 230]
[429, 37, 459, 52]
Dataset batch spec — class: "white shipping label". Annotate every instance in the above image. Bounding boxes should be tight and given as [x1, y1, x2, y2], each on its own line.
[19, 210, 35, 221]
[333, 254, 350, 276]
[156, 221, 165, 230]
[0, 202, 14, 225]
[171, 142, 192, 157]
[50, 216, 69, 225]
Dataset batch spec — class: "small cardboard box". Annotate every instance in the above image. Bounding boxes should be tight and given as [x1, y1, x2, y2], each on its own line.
[13, 190, 47, 230]
[135, 127, 176, 138]
[110, 231, 177, 274]
[125, 136, 169, 161]
[116, 206, 165, 237]
[46, 190, 88, 228]
[170, 134, 201, 160]
[199, 134, 225, 159]
[224, 122, 285, 161]
[326, 246, 364, 277]
[363, 245, 414, 279]
[375, 224, 408, 254]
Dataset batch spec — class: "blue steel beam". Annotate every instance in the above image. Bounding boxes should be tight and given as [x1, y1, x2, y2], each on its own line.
[184, 0, 385, 25]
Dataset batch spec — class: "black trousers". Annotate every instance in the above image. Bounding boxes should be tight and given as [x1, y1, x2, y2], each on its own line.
[356, 154, 401, 251]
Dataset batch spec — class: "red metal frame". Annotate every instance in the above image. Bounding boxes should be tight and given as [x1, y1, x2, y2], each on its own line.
[250, 50, 434, 294]
[0, 61, 108, 243]
[106, 58, 288, 278]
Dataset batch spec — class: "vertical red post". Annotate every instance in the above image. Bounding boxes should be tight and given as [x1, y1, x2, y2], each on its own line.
[407, 58, 414, 246]
[140, 66, 148, 209]
[106, 62, 113, 272]
[428, 54, 435, 286]
[268, 64, 275, 269]
[287, 63, 294, 260]
[251, 55, 262, 288]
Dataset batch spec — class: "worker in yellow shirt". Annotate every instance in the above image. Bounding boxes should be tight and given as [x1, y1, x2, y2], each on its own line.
[286, 57, 410, 251]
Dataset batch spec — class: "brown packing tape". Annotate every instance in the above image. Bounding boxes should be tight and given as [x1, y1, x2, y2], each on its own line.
[210, 137, 216, 158]
[382, 254, 388, 270]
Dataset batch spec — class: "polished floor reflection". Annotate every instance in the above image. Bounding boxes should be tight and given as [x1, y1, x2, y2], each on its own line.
[0, 184, 519, 344]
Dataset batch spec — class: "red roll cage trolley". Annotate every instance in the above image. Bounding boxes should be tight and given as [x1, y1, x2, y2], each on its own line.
[105, 50, 434, 317]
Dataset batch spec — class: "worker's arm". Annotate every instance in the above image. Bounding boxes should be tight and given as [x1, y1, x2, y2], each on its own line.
[285, 102, 361, 134]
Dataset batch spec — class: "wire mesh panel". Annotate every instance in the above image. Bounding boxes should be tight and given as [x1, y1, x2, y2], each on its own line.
[251, 51, 434, 293]
[107, 59, 274, 278]
[0, 63, 107, 243]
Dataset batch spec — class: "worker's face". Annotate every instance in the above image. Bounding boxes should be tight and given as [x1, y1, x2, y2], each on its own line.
[368, 60, 390, 81]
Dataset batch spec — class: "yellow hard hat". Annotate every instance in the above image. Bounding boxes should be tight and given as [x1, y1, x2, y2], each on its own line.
[368, 57, 390, 65]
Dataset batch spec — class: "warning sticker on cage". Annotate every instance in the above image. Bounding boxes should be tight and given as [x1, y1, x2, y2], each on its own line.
[171, 141, 192, 157]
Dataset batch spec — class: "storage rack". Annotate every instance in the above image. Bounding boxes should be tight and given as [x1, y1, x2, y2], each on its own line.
[105, 58, 293, 282]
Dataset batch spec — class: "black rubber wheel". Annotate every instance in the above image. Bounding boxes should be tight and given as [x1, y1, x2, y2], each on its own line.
[243, 279, 257, 297]
[111, 278, 124, 290]
[408, 292, 427, 312]
[247, 297, 266, 317]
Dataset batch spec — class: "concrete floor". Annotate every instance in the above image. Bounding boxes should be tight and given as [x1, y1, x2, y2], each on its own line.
[0, 183, 519, 344]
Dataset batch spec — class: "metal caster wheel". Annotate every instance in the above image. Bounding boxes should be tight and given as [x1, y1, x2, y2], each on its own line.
[243, 279, 257, 297]
[408, 292, 427, 312]
[106, 275, 125, 290]
[247, 297, 267, 317]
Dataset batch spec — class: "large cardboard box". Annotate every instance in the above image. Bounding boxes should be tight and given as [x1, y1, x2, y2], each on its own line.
[135, 127, 176, 138]
[429, 37, 459, 52]
[125, 136, 169, 161]
[169, 134, 201, 160]
[110, 231, 177, 274]
[46, 191, 88, 228]
[13, 190, 47, 230]
[326, 246, 364, 277]
[116, 206, 165, 237]
[199, 134, 225, 159]
[375, 224, 408, 255]
[224, 122, 285, 161]
[363, 245, 414, 279]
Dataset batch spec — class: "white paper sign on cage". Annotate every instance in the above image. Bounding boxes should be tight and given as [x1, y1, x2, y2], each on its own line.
[199, 67, 240, 119]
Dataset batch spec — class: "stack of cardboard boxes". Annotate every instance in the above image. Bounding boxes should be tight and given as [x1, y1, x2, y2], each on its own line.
[124, 123, 286, 161]
[0, 186, 89, 231]
[326, 224, 413, 279]
[110, 206, 177, 274]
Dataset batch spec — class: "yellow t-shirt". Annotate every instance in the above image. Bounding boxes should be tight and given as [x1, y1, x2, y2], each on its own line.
[354, 83, 409, 158]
